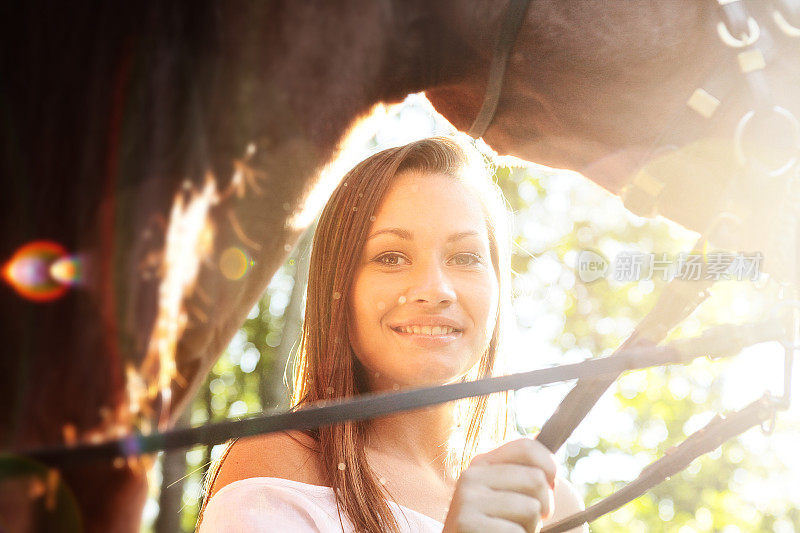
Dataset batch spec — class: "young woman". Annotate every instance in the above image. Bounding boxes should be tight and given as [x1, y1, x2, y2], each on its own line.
[198, 138, 585, 532]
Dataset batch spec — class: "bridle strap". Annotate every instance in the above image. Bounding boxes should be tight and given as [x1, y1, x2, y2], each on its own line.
[18, 332, 774, 465]
[466, 0, 532, 138]
[542, 395, 777, 533]
[538, 266, 715, 453]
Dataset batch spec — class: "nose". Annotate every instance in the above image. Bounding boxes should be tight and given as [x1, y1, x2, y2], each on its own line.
[405, 259, 456, 306]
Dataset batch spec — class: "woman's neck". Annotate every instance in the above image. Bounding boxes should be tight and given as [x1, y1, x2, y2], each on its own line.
[365, 402, 457, 483]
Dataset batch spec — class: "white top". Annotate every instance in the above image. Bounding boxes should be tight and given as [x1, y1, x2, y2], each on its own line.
[198, 477, 444, 532]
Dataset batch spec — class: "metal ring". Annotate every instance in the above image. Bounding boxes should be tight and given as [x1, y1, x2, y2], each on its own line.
[735, 106, 800, 176]
[717, 17, 761, 48]
[760, 405, 779, 435]
[773, 8, 800, 38]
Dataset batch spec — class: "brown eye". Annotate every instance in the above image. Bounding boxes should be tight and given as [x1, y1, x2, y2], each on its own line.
[375, 252, 409, 266]
[448, 253, 483, 266]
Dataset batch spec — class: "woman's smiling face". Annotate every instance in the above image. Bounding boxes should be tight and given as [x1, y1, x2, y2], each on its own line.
[348, 171, 499, 392]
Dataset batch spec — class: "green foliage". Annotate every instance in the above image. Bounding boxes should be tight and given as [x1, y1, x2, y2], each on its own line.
[495, 163, 797, 532]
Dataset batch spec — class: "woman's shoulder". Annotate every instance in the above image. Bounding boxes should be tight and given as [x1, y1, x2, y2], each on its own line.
[207, 430, 327, 499]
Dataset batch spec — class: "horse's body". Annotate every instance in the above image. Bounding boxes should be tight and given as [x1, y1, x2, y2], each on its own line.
[2, 1, 797, 530]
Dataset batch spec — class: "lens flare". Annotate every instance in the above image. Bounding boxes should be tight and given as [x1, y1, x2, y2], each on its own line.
[50, 255, 84, 285]
[219, 246, 252, 280]
[1, 241, 69, 302]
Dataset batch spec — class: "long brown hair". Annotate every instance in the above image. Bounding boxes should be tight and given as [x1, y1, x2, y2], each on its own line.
[291, 137, 514, 532]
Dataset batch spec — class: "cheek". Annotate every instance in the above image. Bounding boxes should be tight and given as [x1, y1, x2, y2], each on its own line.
[350, 278, 382, 324]
[347, 276, 386, 349]
[480, 283, 500, 350]
[470, 274, 499, 329]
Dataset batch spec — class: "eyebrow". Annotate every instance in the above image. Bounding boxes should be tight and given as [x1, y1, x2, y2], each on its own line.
[367, 228, 481, 243]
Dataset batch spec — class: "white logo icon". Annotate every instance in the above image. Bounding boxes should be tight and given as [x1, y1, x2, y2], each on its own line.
[577, 250, 608, 283]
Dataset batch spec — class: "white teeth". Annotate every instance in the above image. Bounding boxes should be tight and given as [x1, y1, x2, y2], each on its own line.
[397, 325, 456, 335]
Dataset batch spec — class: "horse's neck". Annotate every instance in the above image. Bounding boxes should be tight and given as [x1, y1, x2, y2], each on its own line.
[241, 2, 425, 154]
[242, 0, 492, 155]
[169, 0, 479, 419]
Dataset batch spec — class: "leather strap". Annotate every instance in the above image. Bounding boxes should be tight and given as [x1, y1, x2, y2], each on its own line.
[467, 0, 532, 138]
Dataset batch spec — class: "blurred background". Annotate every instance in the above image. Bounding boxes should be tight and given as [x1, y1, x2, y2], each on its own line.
[141, 94, 800, 532]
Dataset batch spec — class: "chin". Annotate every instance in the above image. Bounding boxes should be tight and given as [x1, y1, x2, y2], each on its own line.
[361, 352, 482, 391]
[408, 362, 476, 388]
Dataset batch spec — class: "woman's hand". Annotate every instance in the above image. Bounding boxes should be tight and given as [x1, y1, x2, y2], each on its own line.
[442, 438, 556, 533]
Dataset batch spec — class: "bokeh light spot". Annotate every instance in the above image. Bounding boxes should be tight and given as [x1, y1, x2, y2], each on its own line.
[219, 247, 249, 280]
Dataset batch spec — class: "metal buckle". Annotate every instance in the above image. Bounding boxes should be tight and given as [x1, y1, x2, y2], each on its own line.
[717, 16, 761, 48]
[773, 8, 800, 37]
[735, 106, 800, 176]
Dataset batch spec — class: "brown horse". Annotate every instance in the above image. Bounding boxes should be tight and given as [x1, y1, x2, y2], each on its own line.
[1, 0, 798, 531]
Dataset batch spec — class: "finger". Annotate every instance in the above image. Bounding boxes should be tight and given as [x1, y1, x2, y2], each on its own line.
[463, 513, 527, 533]
[467, 464, 553, 519]
[482, 489, 543, 533]
[472, 438, 557, 488]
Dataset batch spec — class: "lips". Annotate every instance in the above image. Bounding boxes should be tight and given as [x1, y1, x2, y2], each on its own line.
[389, 317, 464, 345]
[390, 326, 462, 347]
[389, 317, 463, 336]
[393, 325, 458, 335]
